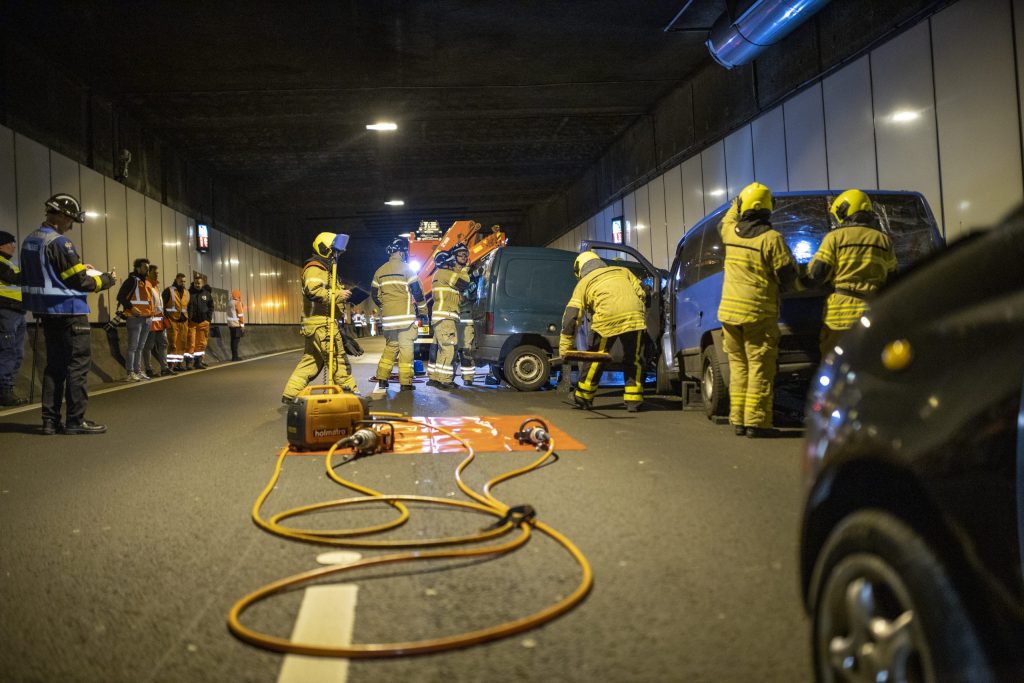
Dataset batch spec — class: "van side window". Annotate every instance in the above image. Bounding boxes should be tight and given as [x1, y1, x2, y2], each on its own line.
[677, 228, 704, 288]
[502, 258, 575, 302]
[699, 215, 725, 279]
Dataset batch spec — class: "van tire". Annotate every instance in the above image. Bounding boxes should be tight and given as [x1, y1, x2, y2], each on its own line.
[701, 345, 728, 419]
[655, 352, 678, 396]
[502, 345, 551, 391]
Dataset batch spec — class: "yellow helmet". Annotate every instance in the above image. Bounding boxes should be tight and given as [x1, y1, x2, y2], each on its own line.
[830, 189, 872, 224]
[574, 250, 602, 278]
[312, 231, 336, 258]
[737, 182, 773, 214]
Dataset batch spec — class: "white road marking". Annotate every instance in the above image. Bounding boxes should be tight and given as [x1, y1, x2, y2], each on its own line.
[316, 550, 363, 566]
[0, 348, 301, 417]
[277, 585, 359, 683]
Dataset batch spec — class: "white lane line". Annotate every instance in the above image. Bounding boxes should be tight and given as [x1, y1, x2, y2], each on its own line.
[277, 585, 359, 683]
[0, 347, 301, 417]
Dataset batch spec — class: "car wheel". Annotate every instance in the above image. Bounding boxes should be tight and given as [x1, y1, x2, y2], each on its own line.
[701, 345, 727, 419]
[655, 351, 679, 396]
[811, 510, 992, 683]
[502, 345, 551, 391]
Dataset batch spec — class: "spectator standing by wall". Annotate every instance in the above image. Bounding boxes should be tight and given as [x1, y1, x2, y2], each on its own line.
[185, 274, 213, 369]
[0, 230, 27, 406]
[21, 194, 117, 434]
[227, 288, 245, 361]
[163, 273, 189, 371]
[116, 258, 154, 381]
[142, 264, 170, 376]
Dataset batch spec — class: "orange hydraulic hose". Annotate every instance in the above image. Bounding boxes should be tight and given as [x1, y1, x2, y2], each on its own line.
[227, 417, 593, 658]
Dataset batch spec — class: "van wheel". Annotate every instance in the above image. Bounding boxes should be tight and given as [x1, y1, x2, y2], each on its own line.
[655, 352, 678, 396]
[502, 345, 551, 391]
[701, 345, 728, 419]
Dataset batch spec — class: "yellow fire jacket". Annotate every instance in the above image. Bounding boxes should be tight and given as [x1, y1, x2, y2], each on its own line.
[806, 223, 897, 329]
[559, 261, 646, 355]
[717, 201, 799, 325]
[371, 252, 426, 331]
[430, 266, 470, 322]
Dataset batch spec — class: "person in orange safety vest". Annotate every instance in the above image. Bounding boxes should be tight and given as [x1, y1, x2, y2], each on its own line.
[142, 264, 171, 376]
[227, 289, 245, 361]
[162, 272, 189, 372]
[116, 258, 155, 381]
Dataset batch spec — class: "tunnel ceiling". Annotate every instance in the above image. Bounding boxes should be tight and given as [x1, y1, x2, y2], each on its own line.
[5, 0, 725, 255]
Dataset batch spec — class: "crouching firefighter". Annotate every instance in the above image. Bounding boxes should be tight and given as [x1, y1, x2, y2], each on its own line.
[559, 251, 647, 412]
[281, 232, 357, 403]
[426, 248, 470, 389]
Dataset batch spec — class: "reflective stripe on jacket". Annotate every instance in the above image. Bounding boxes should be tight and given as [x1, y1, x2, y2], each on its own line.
[808, 224, 897, 329]
[717, 203, 797, 325]
[301, 259, 347, 323]
[0, 253, 23, 311]
[430, 266, 470, 322]
[372, 253, 425, 330]
[20, 226, 97, 315]
[163, 285, 189, 321]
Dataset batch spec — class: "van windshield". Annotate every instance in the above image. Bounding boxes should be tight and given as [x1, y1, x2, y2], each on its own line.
[770, 193, 939, 269]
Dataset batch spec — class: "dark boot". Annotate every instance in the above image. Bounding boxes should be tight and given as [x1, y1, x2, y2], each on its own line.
[746, 427, 779, 439]
[734, 425, 746, 436]
[625, 401, 642, 413]
[40, 420, 63, 435]
[63, 420, 107, 435]
[400, 384, 415, 391]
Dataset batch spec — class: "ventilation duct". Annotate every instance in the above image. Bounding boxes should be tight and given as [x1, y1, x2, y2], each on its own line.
[706, 0, 831, 69]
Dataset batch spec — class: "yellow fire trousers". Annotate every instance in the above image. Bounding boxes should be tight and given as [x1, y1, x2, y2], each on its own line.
[282, 321, 356, 398]
[429, 319, 458, 384]
[722, 318, 779, 429]
[375, 323, 418, 386]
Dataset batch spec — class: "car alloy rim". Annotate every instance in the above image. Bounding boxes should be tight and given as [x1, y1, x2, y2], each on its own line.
[702, 363, 714, 402]
[514, 354, 541, 383]
[818, 555, 929, 683]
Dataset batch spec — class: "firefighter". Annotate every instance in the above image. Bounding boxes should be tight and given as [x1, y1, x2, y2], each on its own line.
[559, 251, 647, 412]
[20, 194, 117, 434]
[282, 232, 357, 402]
[185, 273, 214, 369]
[804, 189, 898, 359]
[162, 273, 189, 371]
[371, 237, 427, 392]
[450, 241, 478, 385]
[426, 249, 470, 389]
[718, 182, 800, 438]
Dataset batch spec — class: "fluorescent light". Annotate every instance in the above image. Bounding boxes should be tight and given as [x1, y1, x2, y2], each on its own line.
[367, 122, 398, 131]
[709, 188, 726, 197]
[398, 232, 411, 238]
[84, 211, 101, 219]
[384, 199, 405, 206]
[889, 110, 920, 123]
[635, 223, 645, 230]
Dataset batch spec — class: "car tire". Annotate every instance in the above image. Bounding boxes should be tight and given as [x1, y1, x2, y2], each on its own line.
[701, 345, 728, 419]
[502, 345, 551, 392]
[655, 351, 677, 396]
[810, 509, 993, 683]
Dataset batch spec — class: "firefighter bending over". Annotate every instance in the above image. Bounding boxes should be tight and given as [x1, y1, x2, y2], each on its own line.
[559, 251, 647, 412]
[426, 248, 470, 389]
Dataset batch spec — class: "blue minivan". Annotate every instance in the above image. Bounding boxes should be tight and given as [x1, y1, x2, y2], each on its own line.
[660, 190, 944, 418]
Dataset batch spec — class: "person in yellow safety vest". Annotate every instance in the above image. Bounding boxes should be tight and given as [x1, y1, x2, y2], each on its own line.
[559, 251, 647, 412]
[804, 189, 898, 359]
[281, 232, 357, 403]
[718, 182, 801, 438]
[0, 230, 27, 406]
[426, 249, 470, 389]
[162, 273, 189, 372]
[371, 237, 427, 393]
[141, 264, 171, 377]
[116, 257, 156, 381]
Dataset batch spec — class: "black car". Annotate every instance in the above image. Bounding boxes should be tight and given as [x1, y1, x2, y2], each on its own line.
[800, 211, 1024, 681]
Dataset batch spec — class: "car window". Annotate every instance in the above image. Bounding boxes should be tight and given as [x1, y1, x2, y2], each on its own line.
[677, 227, 704, 288]
[698, 214, 725, 280]
[476, 252, 496, 301]
[502, 257, 575, 302]
[772, 196, 830, 264]
[867, 193, 943, 269]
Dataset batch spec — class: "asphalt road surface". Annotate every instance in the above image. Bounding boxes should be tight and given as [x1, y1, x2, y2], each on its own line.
[0, 336, 813, 682]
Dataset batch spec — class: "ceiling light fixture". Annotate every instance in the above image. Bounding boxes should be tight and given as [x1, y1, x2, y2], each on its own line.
[384, 200, 405, 206]
[367, 122, 398, 131]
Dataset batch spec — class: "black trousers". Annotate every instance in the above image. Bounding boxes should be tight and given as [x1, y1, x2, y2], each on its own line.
[41, 315, 92, 425]
[229, 326, 244, 359]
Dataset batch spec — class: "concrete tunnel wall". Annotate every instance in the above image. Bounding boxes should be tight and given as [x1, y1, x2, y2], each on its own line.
[546, 0, 1024, 261]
